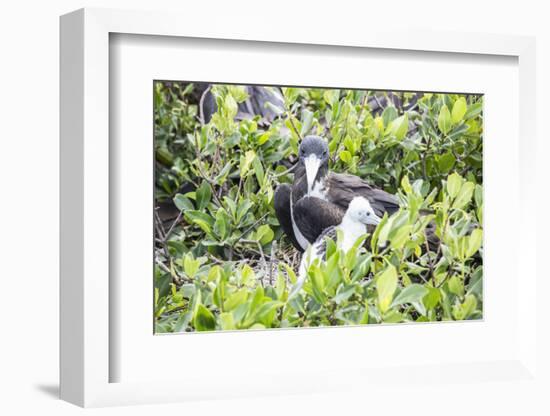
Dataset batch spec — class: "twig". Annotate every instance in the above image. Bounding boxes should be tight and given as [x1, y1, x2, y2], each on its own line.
[206, 253, 225, 265]
[255, 242, 268, 287]
[239, 242, 277, 262]
[154, 208, 166, 239]
[192, 132, 224, 207]
[236, 213, 269, 241]
[155, 254, 190, 285]
[373, 94, 384, 111]
[269, 240, 277, 285]
[421, 133, 431, 181]
[198, 85, 211, 126]
[286, 112, 302, 140]
[154, 208, 170, 258]
[270, 163, 297, 178]
[163, 211, 183, 242]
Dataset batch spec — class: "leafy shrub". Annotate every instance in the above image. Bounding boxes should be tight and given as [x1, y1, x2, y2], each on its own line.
[154, 82, 483, 332]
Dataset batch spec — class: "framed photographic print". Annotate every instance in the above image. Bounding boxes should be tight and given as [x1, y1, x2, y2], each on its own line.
[60, 7, 541, 409]
[152, 81, 484, 334]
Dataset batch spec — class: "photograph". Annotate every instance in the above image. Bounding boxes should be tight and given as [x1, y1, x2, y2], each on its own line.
[153, 82, 483, 333]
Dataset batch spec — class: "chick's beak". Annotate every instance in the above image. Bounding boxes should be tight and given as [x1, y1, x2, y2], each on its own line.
[365, 213, 382, 226]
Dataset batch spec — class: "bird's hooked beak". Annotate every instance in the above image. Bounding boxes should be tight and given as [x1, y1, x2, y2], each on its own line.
[304, 154, 322, 195]
[364, 213, 382, 226]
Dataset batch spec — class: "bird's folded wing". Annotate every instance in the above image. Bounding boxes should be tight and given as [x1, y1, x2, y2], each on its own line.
[328, 172, 400, 217]
[293, 196, 344, 244]
[274, 184, 303, 252]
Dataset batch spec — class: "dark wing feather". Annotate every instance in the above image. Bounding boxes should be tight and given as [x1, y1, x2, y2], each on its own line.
[293, 196, 344, 244]
[327, 172, 400, 217]
[313, 226, 337, 258]
[274, 184, 303, 252]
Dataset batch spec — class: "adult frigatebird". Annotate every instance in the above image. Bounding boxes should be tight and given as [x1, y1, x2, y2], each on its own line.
[274, 135, 400, 251]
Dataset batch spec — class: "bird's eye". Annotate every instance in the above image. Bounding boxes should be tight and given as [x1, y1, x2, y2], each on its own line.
[366, 212, 370, 216]
[322, 151, 327, 157]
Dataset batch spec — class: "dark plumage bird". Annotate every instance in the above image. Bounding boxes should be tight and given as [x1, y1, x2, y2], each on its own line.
[274, 135, 400, 251]
[200, 85, 285, 126]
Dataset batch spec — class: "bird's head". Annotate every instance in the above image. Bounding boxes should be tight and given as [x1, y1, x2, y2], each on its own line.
[298, 135, 329, 194]
[347, 196, 382, 226]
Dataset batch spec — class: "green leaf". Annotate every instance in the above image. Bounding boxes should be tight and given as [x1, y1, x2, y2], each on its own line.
[323, 89, 340, 106]
[195, 181, 212, 210]
[438, 152, 456, 173]
[256, 224, 274, 245]
[156, 146, 173, 165]
[401, 175, 412, 194]
[452, 294, 478, 320]
[275, 272, 287, 300]
[194, 305, 216, 331]
[224, 94, 238, 119]
[467, 267, 483, 297]
[466, 228, 483, 258]
[282, 263, 297, 284]
[173, 311, 193, 332]
[452, 181, 475, 209]
[240, 264, 256, 286]
[183, 253, 200, 278]
[214, 208, 230, 240]
[255, 301, 284, 325]
[389, 113, 409, 140]
[219, 312, 236, 330]
[474, 184, 483, 208]
[464, 101, 482, 119]
[240, 150, 256, 178]
[438, 105, 452, 134]
[224, 289, 248, 311]
[300, 109, 314, 136]
[448, 275, 464, 297]
[382, 106, 398, 127]
[252, 157, 265, 185]
[391, 284, 429, 308]
[334, 285, 356, 305]
[423, 287, 441, 310]
[184, 210, 214, 234]
[214, 162, 233, 184]
[236, 200, 253, 222]
[248, 286, 265, 316]
[377, 265, 398, 313]
[173, 194, 194, 212]
[390, 225, 412, 250]
[446, 172, 463, 199]
[451, 97, 467, 124]
[309, 266, 327, 303]
[382, 310, 404, 323]
[339, 150, 352, 163]
[207, 265, 222, 282]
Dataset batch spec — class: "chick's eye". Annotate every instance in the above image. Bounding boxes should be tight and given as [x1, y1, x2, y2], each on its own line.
[366, 212, 370, 216]
[322, 151, 327, 156]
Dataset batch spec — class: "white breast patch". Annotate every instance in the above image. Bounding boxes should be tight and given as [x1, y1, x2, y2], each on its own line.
[309, 179, 327, 200]
[290, 190, 310, 251]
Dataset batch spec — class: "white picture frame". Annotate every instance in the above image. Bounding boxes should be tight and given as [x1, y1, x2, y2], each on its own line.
[60, 7, 540, 408]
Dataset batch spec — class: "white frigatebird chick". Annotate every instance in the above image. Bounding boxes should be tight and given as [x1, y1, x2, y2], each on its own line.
[274, 135, 399, 252]
[291, 196, 382, 296]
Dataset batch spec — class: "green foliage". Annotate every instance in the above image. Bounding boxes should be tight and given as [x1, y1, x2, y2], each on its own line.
[154, 83, 483, 332]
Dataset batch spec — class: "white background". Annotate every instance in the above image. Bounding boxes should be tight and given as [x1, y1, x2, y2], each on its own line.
[1, 0, 548, 415]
